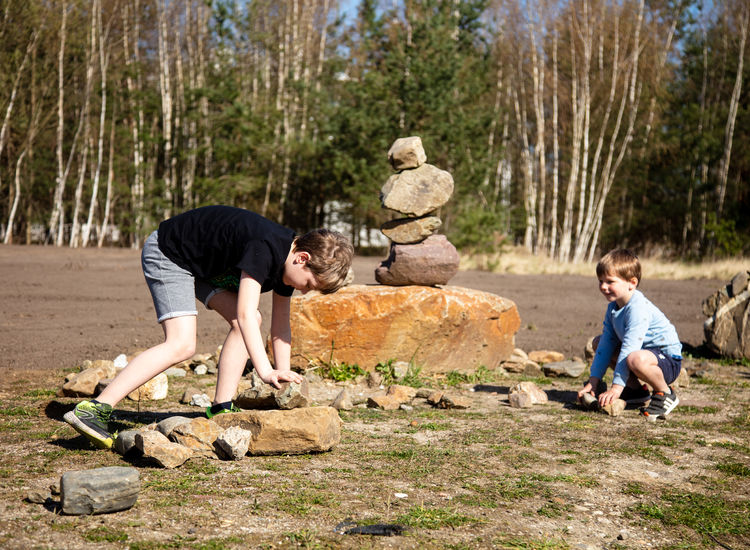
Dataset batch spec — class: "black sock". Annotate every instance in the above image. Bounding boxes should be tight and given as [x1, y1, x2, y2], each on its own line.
[210, 401, 232, 415]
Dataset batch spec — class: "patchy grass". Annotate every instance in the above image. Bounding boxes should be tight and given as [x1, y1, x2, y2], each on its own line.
[2, 358, 750, 548]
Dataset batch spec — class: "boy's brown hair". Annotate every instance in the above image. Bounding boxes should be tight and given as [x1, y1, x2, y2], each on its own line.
[293, 229, 354, 294]
[596, 248, 641, 286]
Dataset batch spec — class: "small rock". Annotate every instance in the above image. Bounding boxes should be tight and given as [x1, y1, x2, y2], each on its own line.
[180, 387, 202, 404]
[26, 490, 50, 504]
[164, 367, 186, 378]
[600, 399, 626, 416]
[367, 394, 402, 410]
[190, 393, 212, 408]
[528, 350, 565, 364]
[135, 431, 193, 469]
[386, 384, 418, 404]
[113, 429, 141, 456]
[438, 394, 470, 409]
[543, 359, 586, 378]
[156, 416, 192, 438]
[60, 466, 139, 515]
[113, 354, 128, 368]
[331, 389, 353, 411]
[399, 404, 413, 411]
[522, 361, 543, 377]
[415, 388, 436, 399]
[214, 426, 251, 460]
[127, 373, 168, 401]
[509, 392, 534, 408]
[508, 381, 548, 407]
[193, 364, 208, 376]
[578, 392, 599, 411]
[387, 136, 427, 171]
[170, 418, 223, 456]
[426, 391, 444, 405]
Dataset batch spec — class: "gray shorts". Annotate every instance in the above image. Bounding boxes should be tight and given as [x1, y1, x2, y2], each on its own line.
[142, 231, 225, 322]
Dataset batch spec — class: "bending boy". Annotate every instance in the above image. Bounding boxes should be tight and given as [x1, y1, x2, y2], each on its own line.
[65, 205, 353, 448]
[578, 249, 682, 420]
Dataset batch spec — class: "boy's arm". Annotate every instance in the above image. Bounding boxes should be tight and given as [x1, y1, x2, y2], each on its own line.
[236, 272, 302, 388]
[585, 313, 618, 393]
[270, 291, 292, 373]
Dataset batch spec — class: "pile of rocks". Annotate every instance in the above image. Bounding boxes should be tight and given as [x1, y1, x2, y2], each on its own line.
[703, 270, 750, 359]
[331, 384, 470, 412]
[114, 406, 341, 469]
[375, 136, 460, 286]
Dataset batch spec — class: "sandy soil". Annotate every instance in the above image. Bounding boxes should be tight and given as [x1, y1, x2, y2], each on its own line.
[0, 245, 748, 550]
[0, 245, 723, 378]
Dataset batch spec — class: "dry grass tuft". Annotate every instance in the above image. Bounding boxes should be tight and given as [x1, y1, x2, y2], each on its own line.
[461, 246, 749, 280]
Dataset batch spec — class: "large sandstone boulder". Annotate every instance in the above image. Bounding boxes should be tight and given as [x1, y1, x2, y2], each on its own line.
[212, 407, 341, 455]
[375, 234, 459, 286]
[380, 163, 454, 217]
[703, 271, 750, 359]
[289, 284, 520, 373]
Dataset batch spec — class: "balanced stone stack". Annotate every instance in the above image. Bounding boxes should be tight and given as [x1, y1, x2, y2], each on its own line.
[375, 136, 460, 286]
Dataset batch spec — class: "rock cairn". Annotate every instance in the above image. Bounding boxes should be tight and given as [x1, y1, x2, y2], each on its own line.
[703, 270, 750, 359]
[375, 136, 460, 286]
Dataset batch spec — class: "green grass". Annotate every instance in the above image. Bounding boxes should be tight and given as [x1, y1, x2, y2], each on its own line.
[634, 489, 750, 539]
[22, 389, 58, 398]
[396, 504, 477, 529]
[716, 461, 750, 477]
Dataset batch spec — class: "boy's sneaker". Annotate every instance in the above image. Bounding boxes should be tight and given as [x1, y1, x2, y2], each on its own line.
[63, 400, 114, 449]
[641, 388, 679, 421]
[205, 403, 242, 419]
[621, 384, 651, 405]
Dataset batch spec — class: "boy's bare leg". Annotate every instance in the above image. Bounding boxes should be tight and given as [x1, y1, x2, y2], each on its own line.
[626, 350, 671, 393]
[96, 315, 197, 406]
[207, 291, 257, 405]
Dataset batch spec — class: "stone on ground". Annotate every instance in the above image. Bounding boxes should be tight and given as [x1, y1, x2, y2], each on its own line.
[215, 426, 252, 460]
[330, 388, 354, 411]
[169, 417, 223, 456]
[601, 399, 626, 417]
[211, 407, 341, 455]
[127, 372, 168, 401]
[60, 466, 139, 515]
[528, 350, 565, 364]
[135, 430, 193, 469]
[367, 394, 402, 410]
[508, 382, 548, 408]
[235, 371, 310, 409]
[61, 360, 116, 397]
[543, 359, 586, 378]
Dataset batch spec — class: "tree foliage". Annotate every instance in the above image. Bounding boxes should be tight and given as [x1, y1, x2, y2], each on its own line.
[0, 0, 747, 259]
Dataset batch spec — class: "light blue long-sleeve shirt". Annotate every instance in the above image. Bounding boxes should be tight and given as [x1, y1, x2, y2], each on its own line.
[590, 290, 682, 387]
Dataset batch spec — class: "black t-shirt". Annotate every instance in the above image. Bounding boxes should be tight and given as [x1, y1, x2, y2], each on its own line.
[157, 206, 295, 296]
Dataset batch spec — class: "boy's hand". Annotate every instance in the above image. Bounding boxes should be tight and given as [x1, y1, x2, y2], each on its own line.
[262, 369, 303, 389]
[577, 382, 594, 401]
[598, 384, 624, 407]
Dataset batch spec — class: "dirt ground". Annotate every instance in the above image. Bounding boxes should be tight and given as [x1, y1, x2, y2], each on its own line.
[0, 245, 748, 550]
[0, 245, 723, 374]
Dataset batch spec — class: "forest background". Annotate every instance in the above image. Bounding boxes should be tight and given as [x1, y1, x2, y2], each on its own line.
[0, 0, 748, 263]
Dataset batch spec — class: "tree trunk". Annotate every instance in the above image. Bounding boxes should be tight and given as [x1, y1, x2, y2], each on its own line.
[716, 5, 748, 218]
